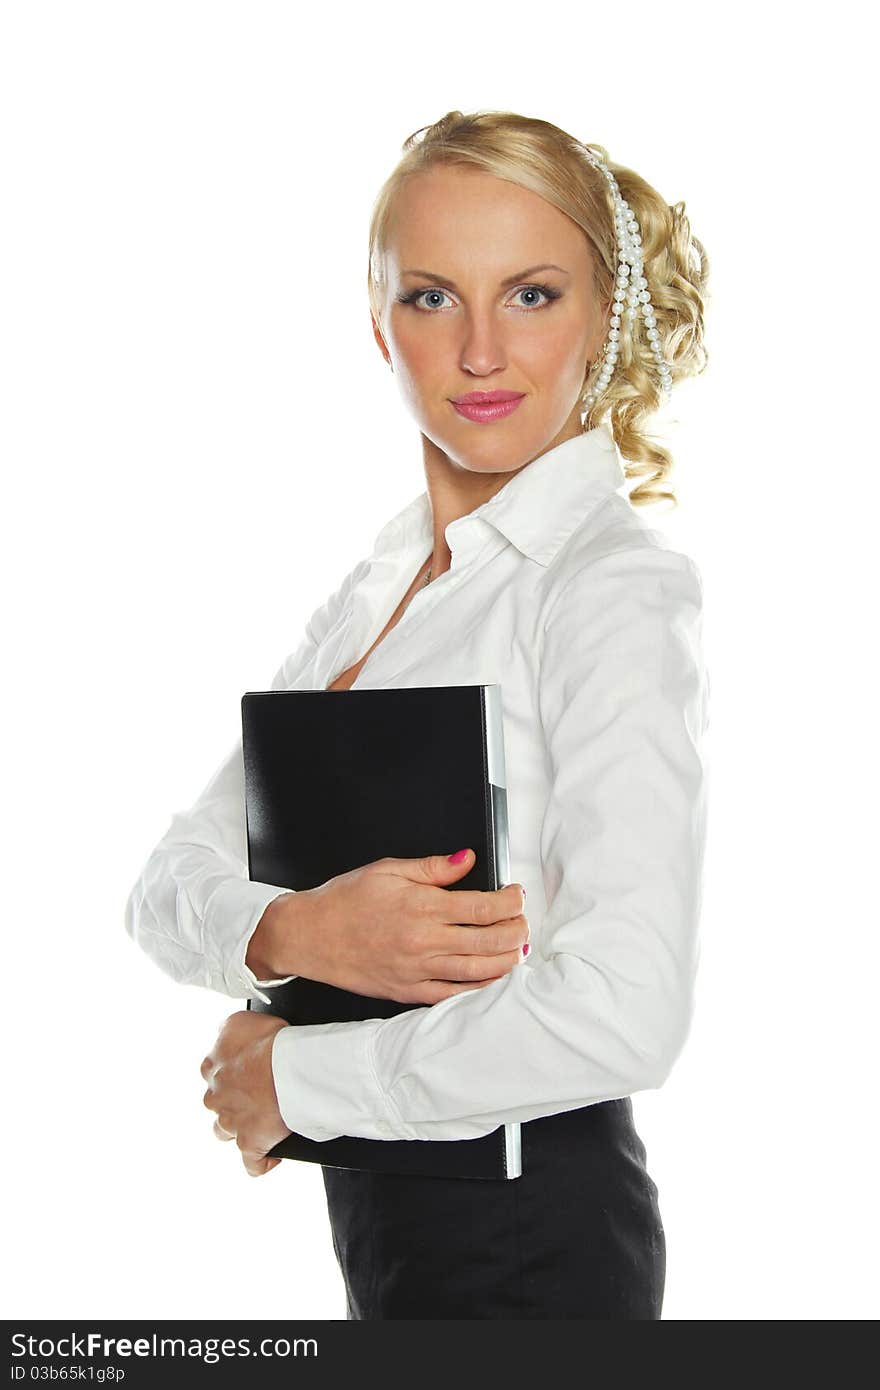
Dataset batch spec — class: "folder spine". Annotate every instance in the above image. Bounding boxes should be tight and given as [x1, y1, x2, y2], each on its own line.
[484, 684, 521, 1180]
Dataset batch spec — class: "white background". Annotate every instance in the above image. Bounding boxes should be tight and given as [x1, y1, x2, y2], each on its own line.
[2, 1, 875, 1322]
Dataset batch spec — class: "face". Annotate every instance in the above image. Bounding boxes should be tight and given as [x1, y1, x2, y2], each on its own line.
[372, 164, 610, 476]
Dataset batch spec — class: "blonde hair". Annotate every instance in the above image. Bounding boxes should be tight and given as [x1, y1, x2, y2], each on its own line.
[367, 109, 710, 510]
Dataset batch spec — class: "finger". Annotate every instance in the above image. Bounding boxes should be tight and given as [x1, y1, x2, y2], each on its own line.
[436, 917, 530, 959]
[242, 1151, 276, 1177]
[428, 946, 522, 983]
[442, 889, 525, 922]
[213, 1118, 235, 1142]
[434, 883, 526, 925]
[199, 1056, 213, 1080]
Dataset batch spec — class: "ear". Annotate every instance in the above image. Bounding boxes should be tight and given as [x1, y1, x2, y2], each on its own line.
[371, 312, 392, 368]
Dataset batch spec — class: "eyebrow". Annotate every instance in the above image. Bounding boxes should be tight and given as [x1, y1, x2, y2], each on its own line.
[399, 263, 571, 290]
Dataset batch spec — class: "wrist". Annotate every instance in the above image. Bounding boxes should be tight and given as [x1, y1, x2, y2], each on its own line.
[246, 889, 314, 978]
[246, 891, 300, 979]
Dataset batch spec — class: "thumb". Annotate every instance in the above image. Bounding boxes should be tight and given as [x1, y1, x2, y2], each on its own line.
[409, 847, 475, 884]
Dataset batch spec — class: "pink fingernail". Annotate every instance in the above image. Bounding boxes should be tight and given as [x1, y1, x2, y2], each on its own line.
[522, 943, 530, 957]
[448, 848, 469, 863]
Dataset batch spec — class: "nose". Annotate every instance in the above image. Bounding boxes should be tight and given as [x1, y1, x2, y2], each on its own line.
[458, 307, 509, 377]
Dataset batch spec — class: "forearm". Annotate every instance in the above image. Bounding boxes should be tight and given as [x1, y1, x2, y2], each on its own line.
[124, 739, 295, 1001]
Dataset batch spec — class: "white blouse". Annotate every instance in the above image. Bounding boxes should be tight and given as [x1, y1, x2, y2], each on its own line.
[124, 422, 710, 1143]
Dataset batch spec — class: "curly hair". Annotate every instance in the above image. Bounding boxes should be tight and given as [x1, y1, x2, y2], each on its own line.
[367, 109, 710, 509]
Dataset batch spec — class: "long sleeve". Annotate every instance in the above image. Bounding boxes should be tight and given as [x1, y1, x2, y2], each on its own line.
[270, 544, 710, 1141]
[124, 558, 367, 1005]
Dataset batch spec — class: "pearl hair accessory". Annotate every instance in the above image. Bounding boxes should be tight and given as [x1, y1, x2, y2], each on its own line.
[581, 149, 672, 411]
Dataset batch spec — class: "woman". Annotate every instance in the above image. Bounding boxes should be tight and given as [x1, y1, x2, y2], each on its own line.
[125, 109, 710, 1319]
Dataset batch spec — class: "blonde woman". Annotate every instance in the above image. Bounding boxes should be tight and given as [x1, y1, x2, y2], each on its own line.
[126, 109, 711, 1320]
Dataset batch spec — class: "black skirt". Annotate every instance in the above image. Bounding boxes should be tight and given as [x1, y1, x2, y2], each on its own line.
[321, 1097, 665, 1320]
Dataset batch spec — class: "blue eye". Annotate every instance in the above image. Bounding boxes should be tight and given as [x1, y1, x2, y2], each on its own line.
[407, 288, 454, 310]
[510, 285, 559, 309]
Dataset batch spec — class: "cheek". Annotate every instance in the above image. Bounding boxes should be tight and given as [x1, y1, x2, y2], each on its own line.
[387, 319, 446, 390]
[519, 325, 590, 400]
[527, 309, 591, 363]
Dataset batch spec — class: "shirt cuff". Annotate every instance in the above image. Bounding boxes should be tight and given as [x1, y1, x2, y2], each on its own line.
[271, 1019, 419, 1142]
[202, 877, 298, 1005]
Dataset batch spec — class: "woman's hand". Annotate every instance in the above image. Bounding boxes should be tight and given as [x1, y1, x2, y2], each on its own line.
[200, 1011, 292, 1177]
[251, 848, 529, 1006]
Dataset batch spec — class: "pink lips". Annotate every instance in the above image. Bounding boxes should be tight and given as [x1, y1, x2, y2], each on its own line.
[450, 390, 526, 423]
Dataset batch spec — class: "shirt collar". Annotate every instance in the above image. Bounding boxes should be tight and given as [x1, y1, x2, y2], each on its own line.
[372, 423, 629, 569]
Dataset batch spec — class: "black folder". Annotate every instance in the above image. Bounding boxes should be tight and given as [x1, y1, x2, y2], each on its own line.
[241, 683, 521, 1180]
